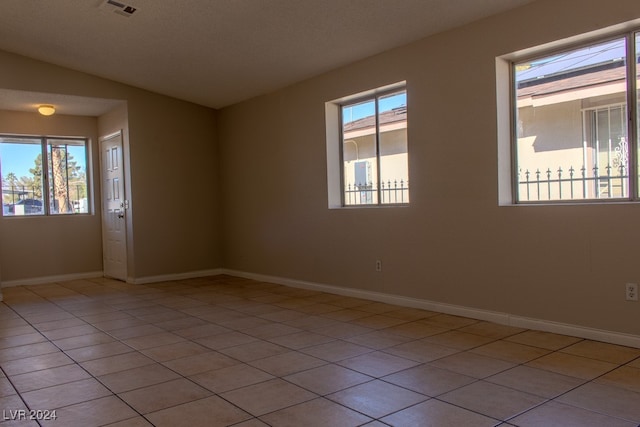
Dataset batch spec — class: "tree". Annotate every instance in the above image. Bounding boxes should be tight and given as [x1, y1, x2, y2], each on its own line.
[50, 145, 73, 213]
[28, 147, 84, 213]
[28, 154, 43, 198]
[4, 172, 18, 187]
[2, 172, 19, 204]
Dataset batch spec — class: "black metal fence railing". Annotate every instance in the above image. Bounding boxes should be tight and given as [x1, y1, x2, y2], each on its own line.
[2, 184, 87, 214]
[518, 165, 628, 201]
[345, 180, 409, 205]
[2, 185, 42, 215]
[2, 185, 39, 201]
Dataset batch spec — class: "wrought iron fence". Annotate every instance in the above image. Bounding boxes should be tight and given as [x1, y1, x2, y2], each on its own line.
[2, 185, 42, 215]
[518, 165, 628, 201]
[2, 184, 87, 214]
[2, 185, 39, 202]
[344, 180, 409, 205]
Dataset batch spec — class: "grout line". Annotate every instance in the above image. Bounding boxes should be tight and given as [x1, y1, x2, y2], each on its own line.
[1, 276, 639, 426]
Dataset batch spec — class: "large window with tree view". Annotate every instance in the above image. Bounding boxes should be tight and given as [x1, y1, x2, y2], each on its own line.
[513, 33, 640, 202]
[1, 135, 89, 216]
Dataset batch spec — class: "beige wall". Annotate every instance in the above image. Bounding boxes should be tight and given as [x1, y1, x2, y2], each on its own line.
[125, 93, 220, 279]
[219, 0, 640, 336]
[0, 51, 222, 283]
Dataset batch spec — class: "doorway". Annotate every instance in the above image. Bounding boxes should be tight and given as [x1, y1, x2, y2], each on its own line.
[100, 131, 128, 281]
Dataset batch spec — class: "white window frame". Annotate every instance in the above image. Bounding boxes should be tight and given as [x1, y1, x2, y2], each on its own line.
[325, 81, 408, 208]
[0, 134, 92, 216]
[497, 27, 640, 205]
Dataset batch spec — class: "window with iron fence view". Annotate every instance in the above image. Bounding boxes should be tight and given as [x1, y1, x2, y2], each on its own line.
[1, 135, 90, 216]
[341, 89, 408, 206]
[513, 35, 640, 202]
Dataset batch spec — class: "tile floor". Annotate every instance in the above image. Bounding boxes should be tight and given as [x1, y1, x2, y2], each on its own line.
[0, 275, 639, 427]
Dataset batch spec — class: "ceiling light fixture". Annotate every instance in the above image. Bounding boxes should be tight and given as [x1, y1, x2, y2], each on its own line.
[38, 105, 55, 116]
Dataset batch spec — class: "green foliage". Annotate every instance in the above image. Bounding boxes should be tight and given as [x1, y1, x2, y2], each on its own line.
[3, 148, 86, 208]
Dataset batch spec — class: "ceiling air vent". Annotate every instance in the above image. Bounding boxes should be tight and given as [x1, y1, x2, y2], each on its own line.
[100, 0, 137, 17]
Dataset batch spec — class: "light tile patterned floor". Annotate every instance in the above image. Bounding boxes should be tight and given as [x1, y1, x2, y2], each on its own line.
[0, 275, 639, 427]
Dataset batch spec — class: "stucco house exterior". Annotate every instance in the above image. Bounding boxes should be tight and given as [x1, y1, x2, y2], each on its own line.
[515, 39, 629, 201]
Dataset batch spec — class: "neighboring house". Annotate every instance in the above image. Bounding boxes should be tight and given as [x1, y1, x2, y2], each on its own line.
[342, 105, 409, 204]
[515, 39, 628, 201]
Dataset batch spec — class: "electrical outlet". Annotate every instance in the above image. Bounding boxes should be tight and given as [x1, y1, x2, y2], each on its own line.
[625, 283, 638, 301]
[375, 260, 382, 272]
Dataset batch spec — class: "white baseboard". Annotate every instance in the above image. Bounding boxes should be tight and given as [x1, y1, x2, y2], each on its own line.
[0, 271, 104, 288]
[0, 268, 225, 288]
[130, 269, 225, 285]
[508, 316, 640, 349]
[222, 269, 640, 349]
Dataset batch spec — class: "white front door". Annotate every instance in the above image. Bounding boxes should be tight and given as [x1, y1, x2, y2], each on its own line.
[100, 131, 127, 281]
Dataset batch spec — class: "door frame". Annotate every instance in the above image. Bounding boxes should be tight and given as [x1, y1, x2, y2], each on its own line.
[99, 130, 129, 281]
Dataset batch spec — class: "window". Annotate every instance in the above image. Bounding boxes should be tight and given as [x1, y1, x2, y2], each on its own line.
[1, 135, 90, 216]
[340, 88, 409, 206]
[510, 32, 640, 203]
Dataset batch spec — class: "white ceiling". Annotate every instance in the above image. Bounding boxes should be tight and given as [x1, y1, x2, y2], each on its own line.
[0, 0, 534, 112]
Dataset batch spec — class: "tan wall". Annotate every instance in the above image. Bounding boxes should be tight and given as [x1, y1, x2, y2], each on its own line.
[219, 0, 640, 336]
[125, 94, 220, 278]
[517, 102, 585, 200]
[0, 51, 222, 283]
[518, 101, 584, 169]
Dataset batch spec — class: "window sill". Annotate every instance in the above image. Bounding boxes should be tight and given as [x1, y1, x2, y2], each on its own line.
[330, 203, 410, 210]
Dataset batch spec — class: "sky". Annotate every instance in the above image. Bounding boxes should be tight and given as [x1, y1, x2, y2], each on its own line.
[0, 140, 87, 184]
[0, 143, 41, 179]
